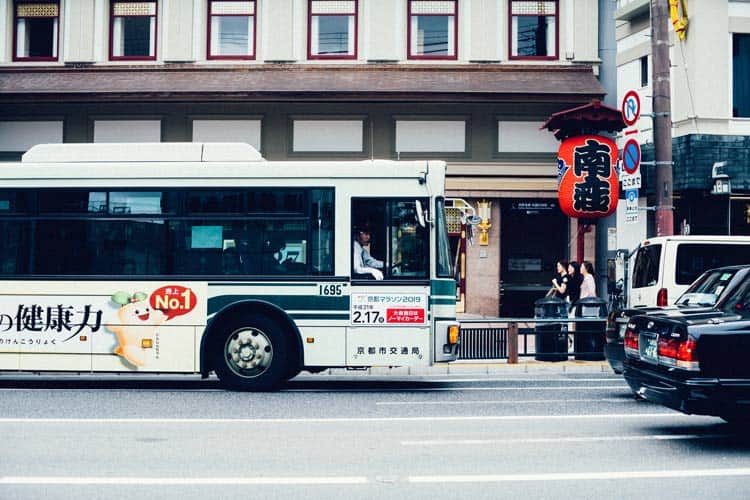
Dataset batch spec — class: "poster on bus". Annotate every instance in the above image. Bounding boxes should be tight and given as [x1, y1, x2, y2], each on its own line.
[350, 293, 428, 326]
[0, 282, 207, 372]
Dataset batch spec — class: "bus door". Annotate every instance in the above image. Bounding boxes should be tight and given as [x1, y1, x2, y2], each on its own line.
[348, 198, 431, 366]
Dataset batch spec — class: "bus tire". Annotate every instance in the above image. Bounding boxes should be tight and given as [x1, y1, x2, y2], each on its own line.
[211, 313, 289, 391]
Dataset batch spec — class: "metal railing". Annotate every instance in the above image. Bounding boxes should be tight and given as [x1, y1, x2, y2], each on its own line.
[458, 317, 608, 362]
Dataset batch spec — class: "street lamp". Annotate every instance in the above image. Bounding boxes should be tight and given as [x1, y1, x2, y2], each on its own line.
[711, 161, 732, 235]
[477, 200, 492, 246]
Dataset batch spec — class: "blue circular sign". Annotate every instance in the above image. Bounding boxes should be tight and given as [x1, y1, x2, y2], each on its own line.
[622, 139, 641, 174]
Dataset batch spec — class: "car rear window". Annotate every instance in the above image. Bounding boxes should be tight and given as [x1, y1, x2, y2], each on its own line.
[676, 269, 738, 306]
[632, 244, 661, 288]
[676, 244, 750, 285]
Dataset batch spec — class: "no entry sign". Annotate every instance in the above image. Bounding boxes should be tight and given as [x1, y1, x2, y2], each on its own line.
[621, 90, 641, 127]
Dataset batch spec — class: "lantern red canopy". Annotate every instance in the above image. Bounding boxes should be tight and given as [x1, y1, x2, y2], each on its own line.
[557, 135, 619, 218]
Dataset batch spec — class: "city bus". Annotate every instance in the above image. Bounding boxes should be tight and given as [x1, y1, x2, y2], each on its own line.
[0, 143, 460, 390]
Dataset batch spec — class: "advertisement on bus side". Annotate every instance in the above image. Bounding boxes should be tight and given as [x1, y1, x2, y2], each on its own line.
[0, 282, 207, 371]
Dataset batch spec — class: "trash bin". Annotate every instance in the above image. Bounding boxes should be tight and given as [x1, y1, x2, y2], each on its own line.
[534, 297, 569, 362]
[573, 297, 608, 361]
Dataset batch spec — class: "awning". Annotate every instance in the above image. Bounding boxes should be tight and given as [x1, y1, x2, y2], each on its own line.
[0, 63, 605, 103]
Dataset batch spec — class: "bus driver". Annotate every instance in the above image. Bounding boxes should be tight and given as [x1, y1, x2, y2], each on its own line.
[353, 226, 384, 280]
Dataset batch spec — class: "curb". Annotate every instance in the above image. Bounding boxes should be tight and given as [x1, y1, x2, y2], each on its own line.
[324, 360, 614, 377]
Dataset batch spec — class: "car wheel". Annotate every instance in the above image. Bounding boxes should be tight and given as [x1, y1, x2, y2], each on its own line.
[212, 314, 289, 391]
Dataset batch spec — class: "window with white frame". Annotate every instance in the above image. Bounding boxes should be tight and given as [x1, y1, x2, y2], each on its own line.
[110, 1, 157, 60]
[13, 1, 59, 61]
[308, 1, 357, 59]
[293, 120, 363, 152]
[510, 0, 558, 60]
[408, 0, 457, 59]
[497, 121, 558, 153]
[94, 120, 162, 143]
[192, 120, 262, 150]
[208, 1, 255, 59]
[395, 120, 465, 153]
[0, 121, 63, 152]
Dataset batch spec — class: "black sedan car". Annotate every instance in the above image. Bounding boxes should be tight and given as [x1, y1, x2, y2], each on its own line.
[605, 265, 750, 374]
[622, 271, 750, 423]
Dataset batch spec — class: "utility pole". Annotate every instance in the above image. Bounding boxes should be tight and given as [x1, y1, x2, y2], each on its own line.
[595, 0, 617, 300]
[652, 0, 674, 236]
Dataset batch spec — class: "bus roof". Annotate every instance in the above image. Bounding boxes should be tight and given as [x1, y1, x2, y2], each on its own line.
[5, 143, 446, 192]
[23, 142, 265, 163]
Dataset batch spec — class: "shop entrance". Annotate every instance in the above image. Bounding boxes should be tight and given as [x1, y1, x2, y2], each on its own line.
[500, 199, 567, 317]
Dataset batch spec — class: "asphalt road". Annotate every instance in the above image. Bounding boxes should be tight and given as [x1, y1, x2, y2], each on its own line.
[1, 371, 749, 500]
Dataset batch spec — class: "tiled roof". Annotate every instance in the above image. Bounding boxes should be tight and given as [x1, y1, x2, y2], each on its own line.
[0, 64, 604, 102]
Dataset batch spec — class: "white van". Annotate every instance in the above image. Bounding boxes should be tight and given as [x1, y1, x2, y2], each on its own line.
[628, 236, 750, 307]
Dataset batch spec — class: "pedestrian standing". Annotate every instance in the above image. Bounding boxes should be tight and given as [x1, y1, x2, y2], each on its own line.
[566, 261, 582, 308]
[580, 260, 597, 298]
[550, 260, 569, 299]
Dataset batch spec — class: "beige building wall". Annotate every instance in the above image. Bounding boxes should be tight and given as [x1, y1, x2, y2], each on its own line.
[162, 0, 195, 62]
[467, 0, 501, 61]
[263, 0, 297, 61]
[64, 0, 96, 63]
[365, 0, 401, 61]
[465, 200, 501, 317]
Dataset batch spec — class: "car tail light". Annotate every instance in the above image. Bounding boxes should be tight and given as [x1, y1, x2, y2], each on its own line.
[657, 288, 668, 307]
[658, 335, 699, 371]
[624, 323, 639, 356]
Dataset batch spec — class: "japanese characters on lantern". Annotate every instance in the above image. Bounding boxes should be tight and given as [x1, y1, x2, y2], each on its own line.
[557, 135, 619, 218]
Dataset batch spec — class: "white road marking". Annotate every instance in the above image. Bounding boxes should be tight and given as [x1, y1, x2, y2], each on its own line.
[401, 433, 730, 446]
[0, 476, 367, 486]
[290, 385, 627, 393]
[409, 468, 750, 483]
[0, 413, 680, 425]
[3, 468, 748, 486]
[377, 398, 628, 406]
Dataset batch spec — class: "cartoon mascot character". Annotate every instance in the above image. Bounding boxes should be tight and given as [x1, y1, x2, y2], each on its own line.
[107, 291, 167, 368]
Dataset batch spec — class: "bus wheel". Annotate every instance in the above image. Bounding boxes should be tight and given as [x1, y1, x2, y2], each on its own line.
[212, 314, 288, 391]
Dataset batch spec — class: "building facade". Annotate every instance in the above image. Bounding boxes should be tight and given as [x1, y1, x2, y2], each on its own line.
[616, 0, 750, 242]
[0, 0, 605, 316]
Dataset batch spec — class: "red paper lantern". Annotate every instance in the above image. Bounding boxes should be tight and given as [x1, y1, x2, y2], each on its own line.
[557, 135, 619, 218]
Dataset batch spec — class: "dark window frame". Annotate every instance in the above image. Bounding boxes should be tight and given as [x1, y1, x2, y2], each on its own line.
[407, 0, 458, 61]
[508, 0, 559, 61]
[12, 0, 60, 62]
[109, 0, 158, 61]
[307, 0, 358, 60]
[207, 0, 257, 60]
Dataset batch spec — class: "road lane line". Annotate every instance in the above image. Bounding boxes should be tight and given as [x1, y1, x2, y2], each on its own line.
[289, 385, 627, 393]
[0, 476, 367, 486]
[401, 433, 730, 446]
[409, 468, 750, 483]
[377, 398, 628, 406]
[0, 413, 680, 425]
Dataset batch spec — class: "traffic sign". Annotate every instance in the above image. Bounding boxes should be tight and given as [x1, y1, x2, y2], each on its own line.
[621, 90, 641, 126]
[621, 173, 642, 189]
[625, 189, 639, 224]
[622, 138, 641, 174]
[625, 189, 638, 213]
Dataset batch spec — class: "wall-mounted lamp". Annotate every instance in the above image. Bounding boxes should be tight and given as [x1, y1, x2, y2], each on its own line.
[477, 200, 492, 246]
[711, 161, 732, 235]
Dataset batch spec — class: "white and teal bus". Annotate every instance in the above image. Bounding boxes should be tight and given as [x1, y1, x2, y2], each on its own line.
[0, 143, 460, 390]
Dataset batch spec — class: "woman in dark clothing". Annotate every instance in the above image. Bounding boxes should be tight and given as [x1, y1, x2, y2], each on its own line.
[566, 261, 582, 309]
[550, 260, 569, 299]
